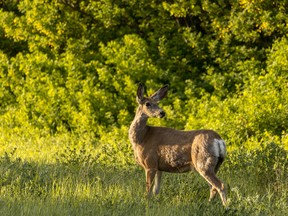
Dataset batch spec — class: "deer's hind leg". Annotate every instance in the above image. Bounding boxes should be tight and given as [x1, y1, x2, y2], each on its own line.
[209, 156, 225, 201]
[196, 157, 227, 206]
[209, 186, 218, 202]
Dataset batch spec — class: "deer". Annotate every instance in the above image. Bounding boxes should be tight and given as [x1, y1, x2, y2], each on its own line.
[128, 83, 227, 206]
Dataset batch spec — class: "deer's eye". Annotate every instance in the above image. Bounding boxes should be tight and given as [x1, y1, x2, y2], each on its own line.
[145, 102, 151, 107]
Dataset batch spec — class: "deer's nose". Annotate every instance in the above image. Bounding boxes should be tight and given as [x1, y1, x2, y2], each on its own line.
[159, 111, 165, 118]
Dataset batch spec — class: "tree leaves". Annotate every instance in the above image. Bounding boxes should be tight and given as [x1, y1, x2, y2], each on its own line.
[0, 0, 287, 148]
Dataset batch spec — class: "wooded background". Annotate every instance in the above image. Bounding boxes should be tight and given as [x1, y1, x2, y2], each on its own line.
[1, 0, 288, 162]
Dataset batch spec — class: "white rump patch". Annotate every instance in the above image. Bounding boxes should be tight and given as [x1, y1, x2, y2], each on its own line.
[213, 139, 226, 158]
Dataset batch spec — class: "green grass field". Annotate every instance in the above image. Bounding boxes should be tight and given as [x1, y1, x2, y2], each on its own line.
[0, 132, 287, 216]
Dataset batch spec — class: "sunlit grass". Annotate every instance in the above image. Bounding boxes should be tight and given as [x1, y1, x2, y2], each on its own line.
[0, 130, 287, 215]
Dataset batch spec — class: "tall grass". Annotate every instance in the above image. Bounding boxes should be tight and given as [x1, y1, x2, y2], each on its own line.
[0, 131, 287, 215]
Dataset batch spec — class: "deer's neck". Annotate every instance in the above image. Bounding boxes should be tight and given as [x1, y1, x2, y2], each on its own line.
[129, 107, 149, 146]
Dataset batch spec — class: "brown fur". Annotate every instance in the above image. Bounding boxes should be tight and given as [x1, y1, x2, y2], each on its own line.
[129, 84, 227, 206]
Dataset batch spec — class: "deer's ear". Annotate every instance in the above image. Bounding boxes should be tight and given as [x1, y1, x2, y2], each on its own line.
[136, 83, 145, 104]
[150, 84, 169, 102]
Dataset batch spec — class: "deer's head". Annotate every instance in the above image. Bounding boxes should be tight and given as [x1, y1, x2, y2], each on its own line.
[136, 83, 169, 118]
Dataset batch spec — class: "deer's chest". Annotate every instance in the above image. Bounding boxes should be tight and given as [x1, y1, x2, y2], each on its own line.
[132, 144, 144, 166]
[133, 144, 157, 168]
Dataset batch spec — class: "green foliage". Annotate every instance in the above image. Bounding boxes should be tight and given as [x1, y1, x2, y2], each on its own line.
[1, 4, 288, 211]
[184, 67, 288, 145]
[0, 149, 53, 197]
[226, 142, 288, 189]
[1, 8, 288, 215]
[96, 126, 135, 167]
[1, 0, 287, 146]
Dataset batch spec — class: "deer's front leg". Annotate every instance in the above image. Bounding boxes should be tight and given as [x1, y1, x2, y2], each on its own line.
[153, 171, 162, 195]
[145, 169, 157, 197]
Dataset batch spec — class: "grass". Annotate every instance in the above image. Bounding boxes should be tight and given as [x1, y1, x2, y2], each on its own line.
[0, 131, 287, 215]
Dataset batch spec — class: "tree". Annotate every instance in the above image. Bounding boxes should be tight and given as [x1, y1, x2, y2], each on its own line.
[0, 0, 287, 148]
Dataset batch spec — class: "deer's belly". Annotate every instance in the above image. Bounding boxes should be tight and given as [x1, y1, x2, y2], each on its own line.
[158, 146, 193, 173]
[159, 162, 193, 173]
